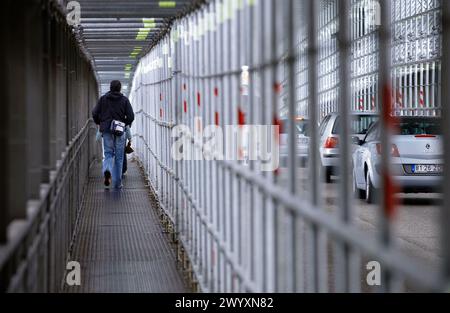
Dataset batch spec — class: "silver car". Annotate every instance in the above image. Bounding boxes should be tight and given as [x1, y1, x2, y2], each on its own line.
[319, 112, 379, 183]
[279, 118, 310, 168]
[352, 117, 443, 203]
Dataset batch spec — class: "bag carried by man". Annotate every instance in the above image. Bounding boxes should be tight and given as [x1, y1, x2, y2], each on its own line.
[110, 120, 126, 136]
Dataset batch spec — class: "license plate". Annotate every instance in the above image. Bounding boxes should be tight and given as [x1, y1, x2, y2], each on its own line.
[412, 164, 443, 174]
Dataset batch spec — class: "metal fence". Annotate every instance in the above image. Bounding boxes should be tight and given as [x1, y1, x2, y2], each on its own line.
[130, 0, 450, 293]
[0, 0, 99, 292]
[286, 0, 443, 119]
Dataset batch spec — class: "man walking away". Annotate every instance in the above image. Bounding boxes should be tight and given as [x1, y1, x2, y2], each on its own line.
[92, 80, 134, 189]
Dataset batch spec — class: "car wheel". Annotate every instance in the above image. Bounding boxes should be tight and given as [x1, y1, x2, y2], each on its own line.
[321, 166, 332, 183]
[365, 170, 377, 204]
[353, 170, 365, 200]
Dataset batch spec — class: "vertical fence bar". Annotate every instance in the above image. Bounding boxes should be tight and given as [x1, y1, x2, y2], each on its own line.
[259, 0, 272, 292]
[0, 0, 8, 243]
[440, 0, 450, 289]
[42, 2, 51, 184]
[7, 0, 27, 221]
[307, 0, 320, 292]
[378, 0, 394, 292]
[268, 0, 281, 293]
[336, 0, 352, 293]
[285, 0, 298, 293]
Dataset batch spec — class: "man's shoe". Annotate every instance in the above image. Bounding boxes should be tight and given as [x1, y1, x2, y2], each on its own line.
[104, 171, 112, 187]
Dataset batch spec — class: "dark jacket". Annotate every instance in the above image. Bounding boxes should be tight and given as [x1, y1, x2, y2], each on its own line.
[92, 91, 135, 133]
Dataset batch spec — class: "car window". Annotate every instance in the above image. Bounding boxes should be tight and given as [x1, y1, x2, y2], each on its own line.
[332, 115, 379, 135]
[319, 116, 331, 136]
[394, 118, 441, 135]
[296, 121, 309, 136]
[364, 123, 379, 142]
[280, 120, 310, 136]
[332, 117, 340, 135]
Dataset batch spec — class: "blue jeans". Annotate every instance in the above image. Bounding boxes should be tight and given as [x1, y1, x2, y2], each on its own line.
[102, 132, 126, 188]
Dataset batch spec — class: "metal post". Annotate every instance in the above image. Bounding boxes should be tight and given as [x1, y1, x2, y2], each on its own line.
[268, 0, 280, 293]
[49, 15, 57, 170]
[286, 0, 298, 293]
[0, 0, 9, 243]
[42, 2, 51, 184]
[307, 0, 320, 292]
[440, 0, 450, 289]
[246, 0, 256, 290]
[378, 0, 394, 292]
[7, 0, 28, 219]
[336, 0, 352, 293]
[25, 0, 45, 200]
[257, 0, 270, 291]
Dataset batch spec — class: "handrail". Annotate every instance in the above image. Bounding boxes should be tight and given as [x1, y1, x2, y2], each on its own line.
[0, 119, 95, 292]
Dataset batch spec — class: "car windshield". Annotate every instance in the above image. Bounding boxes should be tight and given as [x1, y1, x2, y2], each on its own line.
[296, 121, 309, 136]
[393, 118, 441, 135]
[332, 115, 379, 135]
[280, 120, 310, 136]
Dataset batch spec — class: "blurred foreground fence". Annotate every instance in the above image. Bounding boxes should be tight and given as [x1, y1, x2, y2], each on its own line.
[130, 0, 450, 292]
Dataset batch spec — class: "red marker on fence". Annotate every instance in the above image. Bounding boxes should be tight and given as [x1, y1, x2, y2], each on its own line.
[273, 116, 281, 144]
[273, 116, 281, 176]
[359, 98, 364, 111]
[419, 88, 425, 107]
[396, 90, 403, 108]
[238, 108, 245, 126]
[274, 82, 282, 94]
[215, 112, 219, 126]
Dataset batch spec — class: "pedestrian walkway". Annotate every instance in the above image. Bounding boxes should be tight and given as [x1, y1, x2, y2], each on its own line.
[64, 159, 186, 293]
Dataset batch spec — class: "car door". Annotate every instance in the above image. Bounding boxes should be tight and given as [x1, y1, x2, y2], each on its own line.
[355, 124, 378, 186]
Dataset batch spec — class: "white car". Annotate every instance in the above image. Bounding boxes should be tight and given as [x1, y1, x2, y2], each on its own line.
[352, 117, 443, 203]
[319, 112, 379, 183]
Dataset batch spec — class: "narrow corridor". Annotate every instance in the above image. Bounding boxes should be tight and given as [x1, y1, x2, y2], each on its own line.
[64, 160, 186, 293]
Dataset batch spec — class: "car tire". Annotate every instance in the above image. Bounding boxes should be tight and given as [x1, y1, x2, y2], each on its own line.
[353, 170, 365, 199]
[321, 166, 332, 183]
[365, 170, 377, 204]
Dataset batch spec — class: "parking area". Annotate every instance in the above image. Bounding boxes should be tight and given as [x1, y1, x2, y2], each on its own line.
[276, 167, 441, 291]
[279, 168, 441, 263]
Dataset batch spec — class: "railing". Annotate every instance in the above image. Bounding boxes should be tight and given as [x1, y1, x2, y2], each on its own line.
[130, 0, 450, 292]
[0, 0, 99, 292]
[0, 120, 98, 292]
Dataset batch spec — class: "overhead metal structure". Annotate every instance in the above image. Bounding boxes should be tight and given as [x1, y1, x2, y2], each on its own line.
[76, 0, 199, 95]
